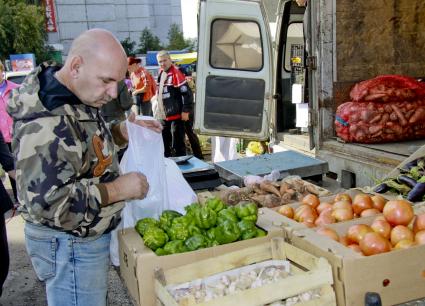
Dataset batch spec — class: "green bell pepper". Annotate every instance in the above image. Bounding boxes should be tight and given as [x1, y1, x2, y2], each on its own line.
[217, 208, 239, 225]
[135, 218, 159, 236]
[237, 220, 258, 240]
[214, 220, 241, 244]
[205, 197, 225, 213]
[185, 234, 208, 251]
[256, 227, 267, 237]
[184, 202, 202, 218]
[194, 206, 217, 229]
[143, 227, 169, 251]
[163, 240, 188, 254]
[187, 223, 204, 236]
[159, 210, 182, 231]
[235, 202, 258, 222]
[155, 248, 169, 256]
[167, 216, 191, 241]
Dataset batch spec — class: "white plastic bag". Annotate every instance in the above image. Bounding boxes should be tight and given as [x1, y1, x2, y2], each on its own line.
[110, 117, 197, 266]
[164, 158, 198, 214]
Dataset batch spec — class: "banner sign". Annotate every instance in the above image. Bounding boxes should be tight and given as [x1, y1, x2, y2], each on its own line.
[44, 0, 57, 32]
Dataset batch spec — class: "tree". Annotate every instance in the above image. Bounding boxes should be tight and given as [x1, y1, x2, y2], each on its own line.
[166, 23, 187, 50]
[137, 27, 162, 54]
[0, 0, 49, 63]
[121, 37, 136, 56]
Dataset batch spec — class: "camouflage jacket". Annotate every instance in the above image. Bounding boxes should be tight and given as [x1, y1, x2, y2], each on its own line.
[7, 64, 126, 238]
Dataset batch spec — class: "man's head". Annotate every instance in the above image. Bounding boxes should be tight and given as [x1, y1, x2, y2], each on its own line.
[157, 50, 173, 71]
[127, 57, 141, 73]
[296, 0, 307, 7]
[0, 61, 5, 83]
[59, 28, 127, 108]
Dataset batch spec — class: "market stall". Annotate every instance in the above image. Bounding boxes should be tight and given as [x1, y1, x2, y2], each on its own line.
[117, 144, 425, 306]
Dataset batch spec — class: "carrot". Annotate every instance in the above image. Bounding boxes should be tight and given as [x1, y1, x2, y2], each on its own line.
[409, 108, 425, 124]
[391, 104, 407, 126]
[260, 181, 281, 197]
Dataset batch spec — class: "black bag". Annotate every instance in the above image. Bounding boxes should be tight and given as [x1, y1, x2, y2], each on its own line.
[0, 182, 13, 215]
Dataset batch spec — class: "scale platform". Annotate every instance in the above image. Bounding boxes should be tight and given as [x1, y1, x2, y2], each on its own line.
[214, 150, 329, 186]
[170, 156, 222, 190]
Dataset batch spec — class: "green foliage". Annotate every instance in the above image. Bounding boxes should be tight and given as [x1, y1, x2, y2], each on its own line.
[166, 23, 187, 50]
[0, 0, 50, 63]
[120, 37, 136, 56]
[137, 27, 162, 54]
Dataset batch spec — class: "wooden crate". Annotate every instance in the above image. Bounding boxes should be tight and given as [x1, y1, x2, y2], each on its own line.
[154, 237, 336, 306]
[289, 216, 425, 306]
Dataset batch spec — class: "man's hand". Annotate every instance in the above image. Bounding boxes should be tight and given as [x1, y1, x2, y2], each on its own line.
[105, 172, 149, 204]
[181, 112, 190, 122]
[119, 112, 163, 140]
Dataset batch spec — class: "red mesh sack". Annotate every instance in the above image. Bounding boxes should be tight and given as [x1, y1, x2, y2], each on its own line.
[335, 100, 425, 143]
[350, 75, 425, 102]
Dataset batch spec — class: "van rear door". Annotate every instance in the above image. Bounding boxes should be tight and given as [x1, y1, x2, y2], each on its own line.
[194, 0, 273, 140]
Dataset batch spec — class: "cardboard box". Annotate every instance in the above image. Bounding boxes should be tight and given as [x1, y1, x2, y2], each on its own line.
[262, 188, 391, 234]
[155, 237, 336, 306]
[288, 216, 425, 306]
[118, 216, 284, 306]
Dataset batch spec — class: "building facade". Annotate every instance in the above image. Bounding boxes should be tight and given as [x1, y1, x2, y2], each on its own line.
[46, 0, 182, 55]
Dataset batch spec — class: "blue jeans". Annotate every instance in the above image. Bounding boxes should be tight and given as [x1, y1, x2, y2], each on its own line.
[25, 222, 111, 306]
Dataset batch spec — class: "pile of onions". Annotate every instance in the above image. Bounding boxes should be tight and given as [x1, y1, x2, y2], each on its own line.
[277, 192, 387, 228]
[315, 200, 425, 256]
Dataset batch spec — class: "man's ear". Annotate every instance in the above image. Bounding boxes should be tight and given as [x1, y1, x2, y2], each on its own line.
[69, 56, 83, 78]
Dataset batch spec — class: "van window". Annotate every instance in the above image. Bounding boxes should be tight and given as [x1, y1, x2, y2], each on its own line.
[284, 22, 304, 72]
[210, 19, 263, 71]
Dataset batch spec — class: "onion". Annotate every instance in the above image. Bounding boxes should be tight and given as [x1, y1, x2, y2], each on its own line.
[334, 193, 352, 204]
[371, 195, 387, 212]
[415, 230, 425, 245]
[412, 213, 425, 233]
[298, 210, 317, 223]
[359, 232, 391, 256]
[371, 219, 392, 240]
[294, 205, 313, 222]
[347, 224, 373, 244]
[394, 239, 415, 250]
[278, 205, 294, 219]
[316, 202, 333, 215]
[332, 208, 354, 222]
[333, 200, 352, 211]
[360, 208, 381, 217]
[390, 225, 414, 246]
[316, 227, 339, 241]
[373, 215, 387, 222]
[314, 210, 336, 226]
[302, 194, 320, 209]
[352, 194, 373, 215]
[383, 200, 414, 226]
[339, 235, 350, 246]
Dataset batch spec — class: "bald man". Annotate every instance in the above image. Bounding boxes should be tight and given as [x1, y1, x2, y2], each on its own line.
[7, 29, 162, 306]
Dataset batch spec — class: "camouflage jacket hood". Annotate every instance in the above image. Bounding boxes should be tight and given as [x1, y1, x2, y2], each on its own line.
[8, 63, 124, 238]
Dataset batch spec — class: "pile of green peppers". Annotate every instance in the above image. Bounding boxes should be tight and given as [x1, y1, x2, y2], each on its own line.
[134, 197, 267, 256]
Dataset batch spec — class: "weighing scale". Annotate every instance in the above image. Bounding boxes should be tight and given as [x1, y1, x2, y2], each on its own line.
[213, 150, 329, 186]
[170, 155, 222, 190]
